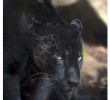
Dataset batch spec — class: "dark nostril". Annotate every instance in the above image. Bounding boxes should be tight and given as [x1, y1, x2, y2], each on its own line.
[68, 79, 80, 86]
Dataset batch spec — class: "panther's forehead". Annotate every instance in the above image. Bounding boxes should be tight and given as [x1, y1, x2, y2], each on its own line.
[32, 22, 82, 56]
[37, 34, 56, 53]
[38, 24, 78, 41]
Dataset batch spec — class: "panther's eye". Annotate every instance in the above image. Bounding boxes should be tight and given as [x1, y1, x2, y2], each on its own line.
[78, 56, 82, 62]
[57, 56, 62, 60]
[53, 55, 62, 60]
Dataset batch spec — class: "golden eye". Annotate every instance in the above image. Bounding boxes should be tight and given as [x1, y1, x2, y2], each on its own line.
[57, 56, 62, 60]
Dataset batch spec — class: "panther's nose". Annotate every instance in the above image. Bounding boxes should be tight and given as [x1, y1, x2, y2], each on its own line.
[68, 78, 80, 87]
[67, 67, 80, 87]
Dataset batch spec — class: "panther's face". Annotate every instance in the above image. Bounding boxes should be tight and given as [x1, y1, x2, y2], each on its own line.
[32, 19, 83, 99]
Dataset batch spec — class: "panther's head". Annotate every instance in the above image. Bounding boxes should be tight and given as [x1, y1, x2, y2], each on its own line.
[32, 18, 83, 99]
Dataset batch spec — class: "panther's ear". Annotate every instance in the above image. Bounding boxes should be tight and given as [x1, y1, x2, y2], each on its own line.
[70, 19, 83, 34]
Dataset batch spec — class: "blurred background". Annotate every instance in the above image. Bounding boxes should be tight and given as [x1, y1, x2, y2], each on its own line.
[51, 0, 107, 100]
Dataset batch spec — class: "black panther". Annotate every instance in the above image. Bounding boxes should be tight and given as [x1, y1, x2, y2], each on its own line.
[3, 0, 83, 100]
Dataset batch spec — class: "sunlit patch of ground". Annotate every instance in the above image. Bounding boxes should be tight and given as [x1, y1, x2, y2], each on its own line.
[88, 0, 107, 24]
[52, 0, 78, 6]
[77, 44, 107, 100]
[52, 0, 107, 24]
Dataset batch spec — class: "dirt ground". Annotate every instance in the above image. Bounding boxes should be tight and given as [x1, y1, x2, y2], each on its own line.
[77, 44, 107, 100]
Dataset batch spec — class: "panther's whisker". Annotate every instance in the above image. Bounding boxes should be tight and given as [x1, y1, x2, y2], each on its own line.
[24, 73, 48, 80]
[23, 72, 52, 82]
[39, 83, 56, 91]
[22, 74, 60, 87]
[31, 78, 60, 87]
[30, 77, 50, 81]
[21, 77, 50, 86]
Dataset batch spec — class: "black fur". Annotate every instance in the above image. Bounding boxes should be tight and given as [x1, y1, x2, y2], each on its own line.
[3, 0, 83, 100]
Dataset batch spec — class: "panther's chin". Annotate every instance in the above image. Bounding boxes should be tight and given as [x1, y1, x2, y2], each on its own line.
[63, 87, 78, 100]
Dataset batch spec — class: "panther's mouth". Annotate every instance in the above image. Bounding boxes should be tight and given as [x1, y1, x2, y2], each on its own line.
[63, 87, 78, 100]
